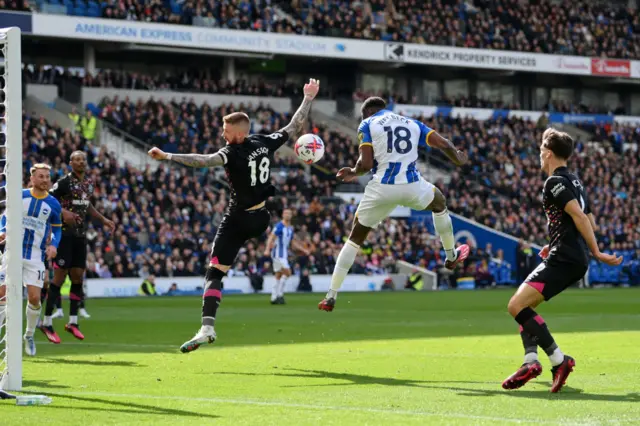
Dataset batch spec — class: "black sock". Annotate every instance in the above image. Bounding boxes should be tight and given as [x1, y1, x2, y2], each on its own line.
[514, 307, 558, 356]
[55, 296, 61, 310]
[45, 284, 61, 316]
[202, 267, 225, 327]
[69, 282, 84, 318]
[519, 326, 538, 357]
[79, 299, 85, 309]
[41, 287, 48, 305]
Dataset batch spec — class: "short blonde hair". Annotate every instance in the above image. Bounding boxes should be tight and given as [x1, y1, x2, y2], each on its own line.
[223, 112, 250, 126]
[30, 163, 51, 176]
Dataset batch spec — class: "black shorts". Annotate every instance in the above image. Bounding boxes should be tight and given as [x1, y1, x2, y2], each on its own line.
[54, 235, 87, 270]
[524, 258, 587, 301]
[210, 208, 270, 266]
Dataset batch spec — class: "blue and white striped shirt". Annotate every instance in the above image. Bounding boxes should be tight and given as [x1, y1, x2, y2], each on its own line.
[0, 189, 62, 262]
[358, 109, 434, 185]
[271, 221, 294, 260]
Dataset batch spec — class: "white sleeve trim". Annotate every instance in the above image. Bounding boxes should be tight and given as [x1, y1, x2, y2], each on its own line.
[218, 150, 228, 165]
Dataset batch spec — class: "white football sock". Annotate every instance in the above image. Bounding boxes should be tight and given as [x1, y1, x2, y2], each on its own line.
[549, 348, 565, 366]
[524, 352, 539, 364]
[199, 325, 214, 336]
[69, 315, 78, 325]
[25, 303, 41, 337]
[270, 278, 279, 301]
[433, 209, 456, 261]
[43, 316, 52, 327]
[277, 276, 287, 298]
[327, 240, 360, 299]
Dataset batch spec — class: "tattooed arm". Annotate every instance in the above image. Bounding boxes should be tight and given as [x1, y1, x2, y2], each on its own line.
[148, 147, 225, 168]
[279, 78, 320, 140]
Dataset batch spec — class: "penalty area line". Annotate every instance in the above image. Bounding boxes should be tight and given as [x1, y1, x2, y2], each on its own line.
[53, 390, 575, 424]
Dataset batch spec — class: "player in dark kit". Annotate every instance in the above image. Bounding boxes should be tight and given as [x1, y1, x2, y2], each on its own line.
[147, 78, 320, 353]
[502, 128, 622, 393]
[41, 151, 115, 344]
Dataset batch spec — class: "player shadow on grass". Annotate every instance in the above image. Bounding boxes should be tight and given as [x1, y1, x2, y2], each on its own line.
[29, 358, 143, 367]
[23, 379, 70, 389]
[43, 393, 220, 419]
[455, 387, 640, 402]
[214, 369, 640, 402]
[213, 368, 500, 388]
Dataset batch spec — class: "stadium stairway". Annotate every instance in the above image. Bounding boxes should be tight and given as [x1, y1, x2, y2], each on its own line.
[24, 95, 76, 132]
[53, 97, 159, 170]
[53, 97, 303, 172]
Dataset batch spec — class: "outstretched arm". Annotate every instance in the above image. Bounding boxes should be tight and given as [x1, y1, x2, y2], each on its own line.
[148, 147, 225, 168]
[337, 145, 374, 182]
[279, 79, 320, 141]
[426, 132, 467, 166]
[564, 200, 621, 266]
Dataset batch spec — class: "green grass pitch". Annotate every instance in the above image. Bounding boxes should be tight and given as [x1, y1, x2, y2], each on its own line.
[2, 289, 640, 425]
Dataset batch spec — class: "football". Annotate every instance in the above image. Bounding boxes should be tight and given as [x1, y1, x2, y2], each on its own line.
[294, 134, 325, 164]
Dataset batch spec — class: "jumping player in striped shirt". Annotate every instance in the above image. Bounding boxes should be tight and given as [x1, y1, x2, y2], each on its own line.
[319, 97, 470, 312]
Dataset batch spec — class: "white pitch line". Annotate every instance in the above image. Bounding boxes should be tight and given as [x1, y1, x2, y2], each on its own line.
[42, 342, 176, 349]
[51, 390, 574, 425]
[38, 342, 640, 365]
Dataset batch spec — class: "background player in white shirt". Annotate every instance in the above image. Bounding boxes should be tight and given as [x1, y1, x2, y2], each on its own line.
[0, 164, 62, 355]
[264, 208, 310, 304]
[319, 97, 470, 311]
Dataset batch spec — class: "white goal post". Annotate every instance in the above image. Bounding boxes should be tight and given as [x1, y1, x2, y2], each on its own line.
[0, 27, 23, 392]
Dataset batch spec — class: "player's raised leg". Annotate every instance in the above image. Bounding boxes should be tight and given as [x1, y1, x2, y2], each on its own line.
[180, 265, 224, 353]
[181, 208, 271, 353]
[319, 217, 373, 312]
[422, 186, 469, 269]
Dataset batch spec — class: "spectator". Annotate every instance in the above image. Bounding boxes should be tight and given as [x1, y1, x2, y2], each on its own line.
[165, 282, 179, 295]
[139, 275, 157, 296]
[81, 109, 98, 142]
[68, 106, 81, 134]
[405, 270, 424, 290]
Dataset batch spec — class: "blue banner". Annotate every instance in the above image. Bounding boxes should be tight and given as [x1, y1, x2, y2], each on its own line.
[410, 211, 540, 269]
[0, 12, 32, 34]
[492, 109, 510, 120]
[547, 113, 614, 124]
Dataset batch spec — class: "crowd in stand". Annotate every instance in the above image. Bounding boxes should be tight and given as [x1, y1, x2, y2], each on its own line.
[90, 95, 640, 282]
[0, 0, 29, 12]
[8, 0, 640, 60]
[22, 108, 465, 283]
[19, 96, 640, 287]
[25, 65, 628, 117]
[14, 106, 499, 286]
[24, 65, 322, 98]
[96, 96, 346, 173]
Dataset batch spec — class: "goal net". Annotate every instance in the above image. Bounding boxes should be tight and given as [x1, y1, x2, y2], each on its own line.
[0, 27, 23, 392]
